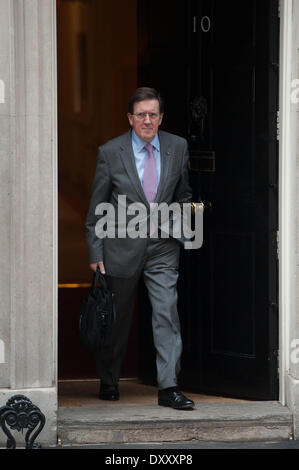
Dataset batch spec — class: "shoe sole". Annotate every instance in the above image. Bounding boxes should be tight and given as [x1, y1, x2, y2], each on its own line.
[158, 400, 195, 410]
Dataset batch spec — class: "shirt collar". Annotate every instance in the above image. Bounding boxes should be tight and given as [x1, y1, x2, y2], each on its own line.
[132, 130, 160, 152]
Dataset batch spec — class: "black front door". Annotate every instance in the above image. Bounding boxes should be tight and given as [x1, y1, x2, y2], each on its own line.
[138, 0, 279, 400]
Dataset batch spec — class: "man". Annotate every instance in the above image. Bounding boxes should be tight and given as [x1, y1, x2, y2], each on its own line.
[86, 87, 195, 409]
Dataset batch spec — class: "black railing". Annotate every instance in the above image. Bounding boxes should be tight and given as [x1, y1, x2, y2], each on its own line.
[0, 395, 45, 449]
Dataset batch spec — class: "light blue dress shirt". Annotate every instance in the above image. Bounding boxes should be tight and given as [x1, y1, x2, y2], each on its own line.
[131, 130, 161, 186]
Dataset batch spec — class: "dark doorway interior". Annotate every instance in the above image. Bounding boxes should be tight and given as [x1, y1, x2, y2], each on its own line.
[57, 0, 139, 380]
[57, 0, 279, 400]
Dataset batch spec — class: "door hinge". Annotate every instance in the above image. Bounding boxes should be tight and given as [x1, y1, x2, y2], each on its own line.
[193, 16, 197, 33]
[278, 0, 281, 18]
[275, 349, 280, 376]
[276, 230, 279, 260]
[270, 348, 280, 376]
[276, 110, 280, 141]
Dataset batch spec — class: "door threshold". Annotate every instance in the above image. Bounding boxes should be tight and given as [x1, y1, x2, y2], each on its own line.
[57, 397, 292, 446]
[57, 379, 292, 445]
[58, 378, 245, 408]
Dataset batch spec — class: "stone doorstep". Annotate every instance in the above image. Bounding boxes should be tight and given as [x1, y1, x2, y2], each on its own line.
[58, 402, 293, 445]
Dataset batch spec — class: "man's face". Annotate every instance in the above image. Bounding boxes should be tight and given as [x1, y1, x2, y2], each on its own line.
[128, 99, 163, 143]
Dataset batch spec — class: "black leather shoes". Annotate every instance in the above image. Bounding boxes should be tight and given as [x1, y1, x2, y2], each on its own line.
[158, 387, 195, 410]
[99, 384, 119, 401]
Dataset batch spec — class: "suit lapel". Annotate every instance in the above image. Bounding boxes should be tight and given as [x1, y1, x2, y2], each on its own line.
[155, 130, 173, 203]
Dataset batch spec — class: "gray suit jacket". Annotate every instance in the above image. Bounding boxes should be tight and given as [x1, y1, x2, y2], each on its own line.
[85, 129, 192, 278]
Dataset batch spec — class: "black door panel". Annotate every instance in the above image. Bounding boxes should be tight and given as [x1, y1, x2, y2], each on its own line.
[138, 0, 279, 400]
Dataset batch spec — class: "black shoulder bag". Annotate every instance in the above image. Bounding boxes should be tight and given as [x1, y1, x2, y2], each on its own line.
[78, 267, 115, 352]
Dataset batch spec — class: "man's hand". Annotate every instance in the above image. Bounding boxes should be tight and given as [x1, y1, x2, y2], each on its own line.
[89, 261, 106, 274]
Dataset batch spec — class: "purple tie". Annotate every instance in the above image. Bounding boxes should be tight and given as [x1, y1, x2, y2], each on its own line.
[143, 143, 157, 203]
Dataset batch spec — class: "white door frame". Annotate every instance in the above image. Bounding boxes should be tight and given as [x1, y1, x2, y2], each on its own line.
[53, 0, 294, 405]
[278, 0, 297, 406]
[52, 0, 296, 409]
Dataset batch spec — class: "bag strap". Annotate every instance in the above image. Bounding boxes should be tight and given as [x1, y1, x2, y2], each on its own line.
[92, 266, 109, 296]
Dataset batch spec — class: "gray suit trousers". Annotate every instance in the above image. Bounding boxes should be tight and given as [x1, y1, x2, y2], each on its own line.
[96, 237, 182, 390]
